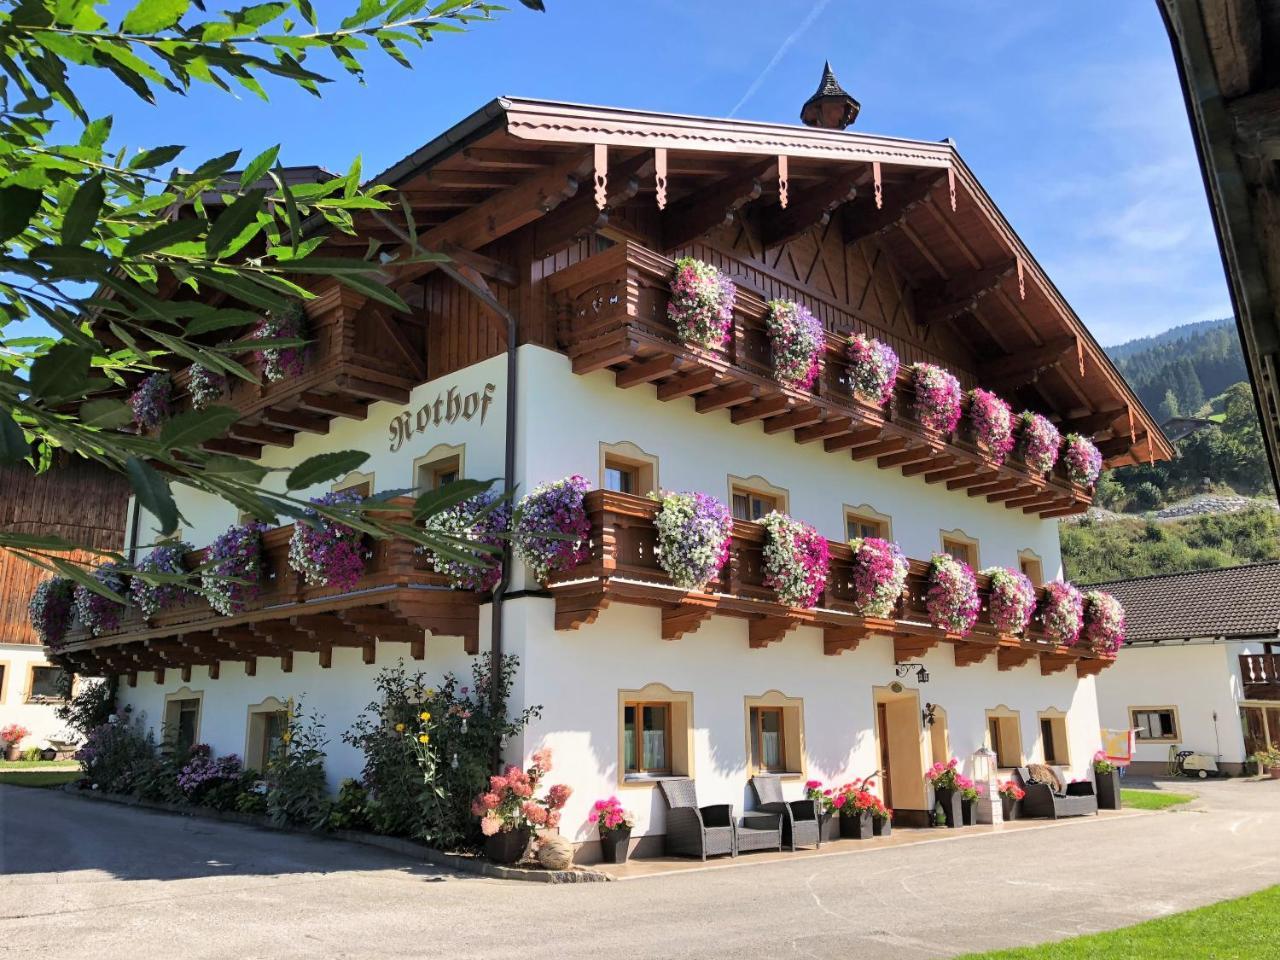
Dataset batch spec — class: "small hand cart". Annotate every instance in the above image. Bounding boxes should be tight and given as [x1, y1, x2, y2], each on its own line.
[1167, 745, 1222, 778]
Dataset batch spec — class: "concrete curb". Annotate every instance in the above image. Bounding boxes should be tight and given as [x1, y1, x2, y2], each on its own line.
[59, 786, 612, 884]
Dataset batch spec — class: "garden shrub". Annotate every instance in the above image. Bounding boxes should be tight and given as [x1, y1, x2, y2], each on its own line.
[265, 698, 331, 829]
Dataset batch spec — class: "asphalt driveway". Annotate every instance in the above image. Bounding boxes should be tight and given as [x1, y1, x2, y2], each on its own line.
[2, 778, 1278, 959]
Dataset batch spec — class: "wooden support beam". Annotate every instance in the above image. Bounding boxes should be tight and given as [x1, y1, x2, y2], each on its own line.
[298, 391, 368, 420]
[947, 470, 998, 491]
[823, 626, 867, 656]
[987, 484, 1030, 503]
[748, 615, 799, 649]
[842, 172, 947, 245]
[979, 336, 1077, 387]
[824, 426, 882, 452]
[663, 159, 776, 249]
[1076, 658, 1109, 678]
[662, 602, 713, 642]
[694, 382, 757, 413]
[1039, 653, 1074, 676]
[763, 406, 823, 434]
[796, 416, 853, 443]
[759, 172, 859, 248]
[894, 635, 939, 661]
[969, 477, 1020, 497]
[903, 453, 956, 477]
[208, 660, 220, 680]
[878, 445, 936, 469]
[201, 437, 262, 459]
[364, 303, 427, 381]
[850, 435, 908, 461]
[571, 340, 637, 375]
[555, 590, 610, 631]
[261, 408, 330, 435]
[336, 375, 411, 405]
[997, 647, 1036, 672]
[439, 241, 518, 287]
[616, 355, 680, 389]
[533, 151, 654, 256]
[459, 147, 547, 169]
[954, 643, 995, 667]
[1059, 406, 1126, 436]
[915, 259, 1017, 327]
[228, 422, 295, 448]
[731, 395, 792, 424]
[925, 462, 979, 484]
[656, 369, 719, 401]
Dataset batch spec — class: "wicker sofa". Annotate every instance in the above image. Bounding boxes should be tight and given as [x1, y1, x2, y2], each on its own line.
[1013, 766, 1099, 819]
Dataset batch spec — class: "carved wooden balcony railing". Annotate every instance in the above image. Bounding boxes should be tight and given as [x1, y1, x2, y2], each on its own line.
[547, 242, 1092, 519]
[168, 285, 425, 460]
[548, 491, 1114, 678]
[51, 499, 476, 683]
[1241, 653, 1280, 700]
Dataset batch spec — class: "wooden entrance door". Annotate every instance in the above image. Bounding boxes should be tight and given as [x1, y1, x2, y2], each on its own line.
[877, 702, 893, 809]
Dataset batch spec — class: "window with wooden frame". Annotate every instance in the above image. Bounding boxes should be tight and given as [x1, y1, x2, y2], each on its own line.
[0, 661, 8, 705]
[413, 443, 465, 493]
[749, 706, 787, 773]
[985, 706, 1023, 768]
[1131, 706, 1180, 742]
[1038, 709, 1070, 765]
[26, 664, 67, 703]
[599, 441, 659, 497]
[1018, 549, 1045, 585]
[845, 504, 891, 542]
[743, 691, 805, 776]
[617, 683, 693, 784]
[940, 529, 979, 567]
[728, 475, 789, 522]
[163, 687, 203, 755]
[245, 697, 291, 771]
[332, 469, 374, 498]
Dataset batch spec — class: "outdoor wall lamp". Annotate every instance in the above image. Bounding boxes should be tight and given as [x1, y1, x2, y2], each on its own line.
[895, 662, 929, 684]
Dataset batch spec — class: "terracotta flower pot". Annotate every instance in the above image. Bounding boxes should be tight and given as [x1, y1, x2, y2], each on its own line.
[484, 827, 531, 865]
[1270, 766, 1280, 781]
[3, 743, 19, 762]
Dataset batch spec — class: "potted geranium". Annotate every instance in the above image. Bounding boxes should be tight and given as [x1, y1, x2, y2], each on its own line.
[1, 724, 30, 761]
[925, 553, 980, 636]
[654, 491, 732, 591]
[912, 363, 962, 435]
[422, 491, 512, 592]
[668, 257, 736, 349]
[202, 521, 266, 616]
[1039, 581, 1084, 647]
[131, 542, 194, 619]
[760, 511, 829, 608]
[837, 778, 878, 839]
[1093, 750, 1122, 808]
[849, 536, 909, 618]
[288, 490, 370, 591]
[1083, 591, 1127, 654]
[589, 796, 635, 863]
[72, 562, 128, 636]
[1063, 433, 1103, 488]
[968, 388, 1014, 463]
[28, 577, 75, 648]
[997, 780, 1025, 821]
[254, 302, 307, 382]
[958, 774, 979, 825]
[1016, 411, 1061, 475]
[472, 748, 572, 865]
[129, 372, 173, 429]
[926, 758, 964, 829]
[871, 797, 893, 837]
[982, 566, 1036, 635]
[847, 334, 899, 408]
[513, 475, 592, 583]
[1252, 746, 1280, 780]
[187, 363, 226, 411]
[805, 779, 843, 842]
[765, 299, 824, 390]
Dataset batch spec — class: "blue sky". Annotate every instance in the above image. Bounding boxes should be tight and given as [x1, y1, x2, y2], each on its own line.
[69, 0, 1230, 347]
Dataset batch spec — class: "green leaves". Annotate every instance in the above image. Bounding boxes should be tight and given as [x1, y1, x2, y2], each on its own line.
[0, 186, 43, 242]
[125, 455, 180, 535]
[0, 413, 29, 463]
[158, 406, 242, 449]
[286, 450, 370, 490]
[206, 189, 266, 258]
[28, 342, 92, 399]
[121, 0, 191, 33]
[121, 217, 205, 257]
[61, 175, 104, 246]
[240, 145, 280, 189]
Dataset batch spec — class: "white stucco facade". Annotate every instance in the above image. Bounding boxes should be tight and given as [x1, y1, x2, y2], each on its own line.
[0, 643, 82, 752]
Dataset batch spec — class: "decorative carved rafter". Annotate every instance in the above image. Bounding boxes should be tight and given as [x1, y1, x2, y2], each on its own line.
[979, 335, 1077, 391]
[1039, 653, 1074, 676]
[534, 150, 656, 256]
[662, 601, 713, 642]
[842, 172, 947, 246]
[748, 615, 800, 649]
[953, 643, 996, 667]
[894, 634, 939, 661]
[823, 625, 868, 656]
[759, 171, 859, 248]
[915, 258, 1018, 327]
[997, 647, 1037, 672]
[662, 159, 776, 249]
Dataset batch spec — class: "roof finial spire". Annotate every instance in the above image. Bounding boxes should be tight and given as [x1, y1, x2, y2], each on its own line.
[801, 61, 860, 130]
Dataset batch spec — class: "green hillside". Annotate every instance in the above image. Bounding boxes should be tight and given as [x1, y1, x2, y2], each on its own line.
[1106, 317, 1247, 421]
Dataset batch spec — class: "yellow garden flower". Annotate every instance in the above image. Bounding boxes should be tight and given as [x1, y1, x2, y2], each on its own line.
[425, 688, 435, 698]
[418, 733, 430, 744]
[394, 723, 406, 733]
[281, 731, 292, 744]
[419, 711, 431, 722]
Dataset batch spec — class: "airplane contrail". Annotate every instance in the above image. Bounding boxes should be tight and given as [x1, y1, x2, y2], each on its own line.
[728, 0, 835, 118]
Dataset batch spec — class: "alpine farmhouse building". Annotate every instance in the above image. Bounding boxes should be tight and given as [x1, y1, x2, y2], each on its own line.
[48, 84, 1170, 857]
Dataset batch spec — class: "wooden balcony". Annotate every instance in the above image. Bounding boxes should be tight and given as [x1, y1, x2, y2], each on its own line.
[546, 242, 1092, 519]
[51, 499, 477, 683]
[170, 285, 425, 460]
[1241, 654, 1280, 700]
[548, 491, 1114, 677]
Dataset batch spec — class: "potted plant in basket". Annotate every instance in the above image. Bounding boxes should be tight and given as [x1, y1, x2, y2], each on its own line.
[871, 797, 893, 837]
[1, 724, 30, 761]
[926, 758, 964, 829]
[472, 748, 572, 865]
[805, 779, 842, 842]
[589, 796, 635, 864]
[1093, 750, 1122, 809]
[957, 774, 979, 826]
[1252, 746, 1280, 780]
[997, 780, 1025, 821]
[837, 778, 878, 839]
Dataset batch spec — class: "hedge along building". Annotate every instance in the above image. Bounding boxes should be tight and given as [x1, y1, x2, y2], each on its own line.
[48, 71, 1169, 856]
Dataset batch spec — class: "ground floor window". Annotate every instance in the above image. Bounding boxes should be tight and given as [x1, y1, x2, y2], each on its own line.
[1242, 704, 1280, 755]
[27, 664, 68, 702]
[245, 698, 290, 771]
[986, 707, 1024, 768]
[749, 706, 785, 772]
[617, 683, 693, 784]
[163, 689, 203, 754]
[743, 691, 805, 776]
[624, 702, 672, 775]
[1131, 706, 1179, 742]
[1038, 709, 1070, 765]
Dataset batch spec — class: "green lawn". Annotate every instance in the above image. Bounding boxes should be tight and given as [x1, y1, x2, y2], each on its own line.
[0, 769, 80, 788]
[956, 885, 1279, 958]
[1120, 788, 1195, 810]
[0, 759, 80, 770]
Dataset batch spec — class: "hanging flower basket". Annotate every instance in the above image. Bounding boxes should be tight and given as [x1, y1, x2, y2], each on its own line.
[912, 363, 962, 435]
[764, 299, 824, 390]
[982, 566, 1036, 635]
[203, 521, 266, 616]
[72, 563, 128, 636]
[254, 302, 307, 382]
[288, 490, 370, 591]
[514, 475, 592, 583]
[760, 511, 829, 608]
[1082, 590, 1126, 654]
[1063, 433, 1103, 488]
[654, 491, 732, 591]
[187, 363, 227, 411]
[1039, 580, 1084, 646]
[130, 542, 195, 618]
[925, 553, 980, 635]
[422, 491, 512, 592]
[847, 334, 899, 408]
[1017, 411, 1061, 475]
[130, 373, 172, 429]
[848, 536, 908, 618]
[667, 258, 736, 349]
[968, 388, 1014, 462]
[28, 577, 75, 647]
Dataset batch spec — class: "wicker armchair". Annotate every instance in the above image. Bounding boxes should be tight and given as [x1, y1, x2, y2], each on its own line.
[751, 774, 821, 850]
[658, 778, 737, 860]
[1014, 767, 1098, 819]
